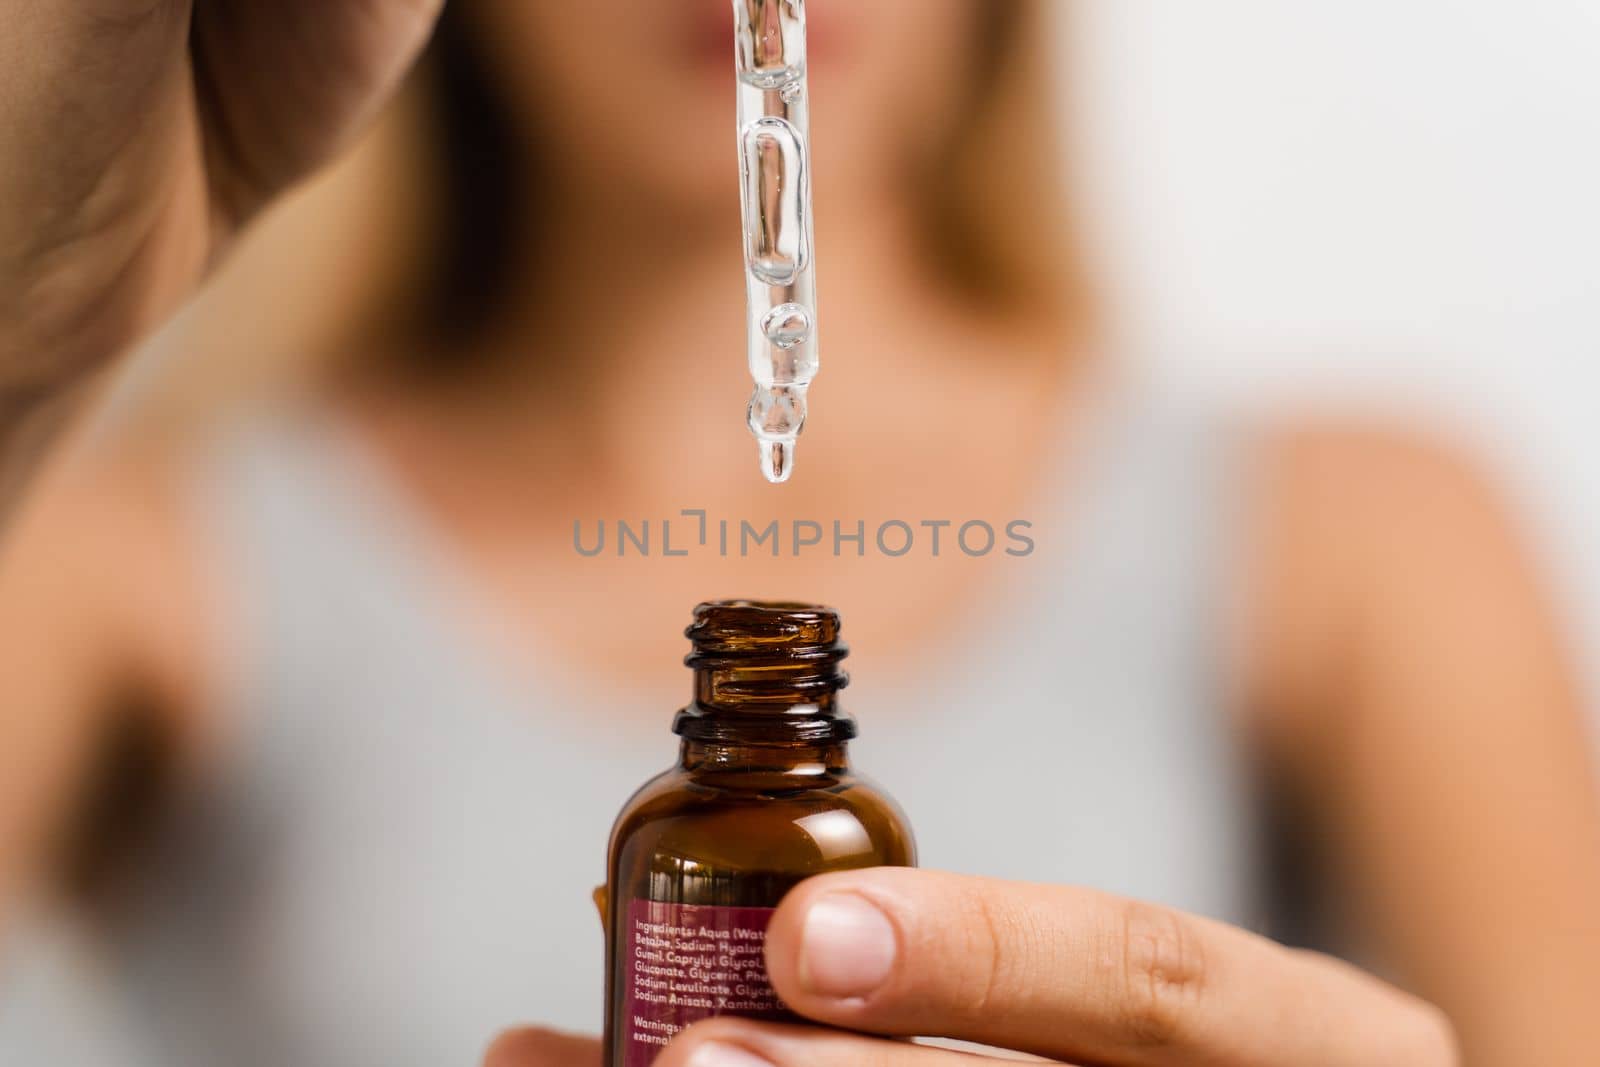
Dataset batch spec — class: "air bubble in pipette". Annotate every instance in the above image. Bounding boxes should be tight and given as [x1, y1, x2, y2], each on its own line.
[735, 0, 807, 89]
[740, 118, 809, 287]
[762, 304, 813, 349]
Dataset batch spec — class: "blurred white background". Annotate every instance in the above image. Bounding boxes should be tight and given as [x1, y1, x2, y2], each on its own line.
[1064, 0, 1600, 702]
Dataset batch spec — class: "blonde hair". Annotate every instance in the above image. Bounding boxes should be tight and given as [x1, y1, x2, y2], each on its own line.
[933, 0, 1090, 325]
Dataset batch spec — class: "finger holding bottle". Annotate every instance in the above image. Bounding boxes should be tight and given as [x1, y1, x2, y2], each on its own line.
[648, 868, 1458, 1067]
[483, 1028, 602, 1067]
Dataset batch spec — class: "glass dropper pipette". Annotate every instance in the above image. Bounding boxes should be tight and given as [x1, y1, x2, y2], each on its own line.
[733, 0, 818, 483]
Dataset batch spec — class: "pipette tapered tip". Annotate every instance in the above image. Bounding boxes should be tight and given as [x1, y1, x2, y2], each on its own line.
[759, 439, 795, 484]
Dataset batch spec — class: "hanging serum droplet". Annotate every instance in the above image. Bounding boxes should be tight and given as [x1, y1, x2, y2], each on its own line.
[762, 439, 794, 482]
[733, 0, 818, 484]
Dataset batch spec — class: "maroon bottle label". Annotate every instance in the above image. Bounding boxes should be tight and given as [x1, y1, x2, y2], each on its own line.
[621, 899, 794, 1066]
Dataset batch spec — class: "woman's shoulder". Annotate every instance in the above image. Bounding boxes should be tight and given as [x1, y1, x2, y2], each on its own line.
[2, 429, 224, 743]
[1247, 414, 1520, 618]
[1237, 411, 1543, 751]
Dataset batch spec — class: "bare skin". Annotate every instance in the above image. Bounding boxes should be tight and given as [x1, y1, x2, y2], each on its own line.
[1, 3, 1598, 1065]
[489, 869, 1459, 1066]
[0, 0, 444, 505]
[476, 427, 1600, 1067]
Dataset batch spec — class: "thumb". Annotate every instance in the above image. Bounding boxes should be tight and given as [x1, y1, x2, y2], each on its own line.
[483, 1028, 603, 1067]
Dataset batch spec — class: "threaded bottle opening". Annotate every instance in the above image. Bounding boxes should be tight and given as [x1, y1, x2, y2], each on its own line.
[675, 600, 856, 743]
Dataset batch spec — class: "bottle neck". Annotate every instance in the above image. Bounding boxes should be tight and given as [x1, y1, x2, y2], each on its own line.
[690, 660, 845, 715]
[678, 737, 851, 774]
[673, 601, 857, 746]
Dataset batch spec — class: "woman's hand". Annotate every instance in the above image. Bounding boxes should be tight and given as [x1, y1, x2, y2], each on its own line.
[0, 0, 443, 501]
[488, 869, 1457, 1067]
[484, 1029, 602, 1067]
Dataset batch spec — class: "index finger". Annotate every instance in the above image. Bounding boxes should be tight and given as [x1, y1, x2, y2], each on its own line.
[764, 869, 1455, 1066]
[483, 1027, 601, 1067]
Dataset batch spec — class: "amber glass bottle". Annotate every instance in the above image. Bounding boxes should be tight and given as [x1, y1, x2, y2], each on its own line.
[602, 601, 915, 1067]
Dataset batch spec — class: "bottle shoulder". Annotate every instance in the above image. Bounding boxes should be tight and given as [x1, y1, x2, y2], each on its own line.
[612, 765, 906, 824]
[608, 765, 915, 872]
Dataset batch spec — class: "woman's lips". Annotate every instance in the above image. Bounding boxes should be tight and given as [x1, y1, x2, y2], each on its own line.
[681, 2, 855, 75]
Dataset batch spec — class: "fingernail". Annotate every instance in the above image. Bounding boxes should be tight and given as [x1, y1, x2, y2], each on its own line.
[686, 1042, 776, 1067]
[798, 892, 898, 999]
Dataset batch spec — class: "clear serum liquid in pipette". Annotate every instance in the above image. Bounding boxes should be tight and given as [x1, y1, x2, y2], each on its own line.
[734, 0, 819, 484]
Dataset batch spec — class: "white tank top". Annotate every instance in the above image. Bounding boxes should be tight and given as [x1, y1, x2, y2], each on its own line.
[0, 392, 1265, 1067]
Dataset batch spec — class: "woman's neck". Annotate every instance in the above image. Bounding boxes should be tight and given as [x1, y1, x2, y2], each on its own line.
[353, 160, 1077, 507]
[445, 179, 1036, 405]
